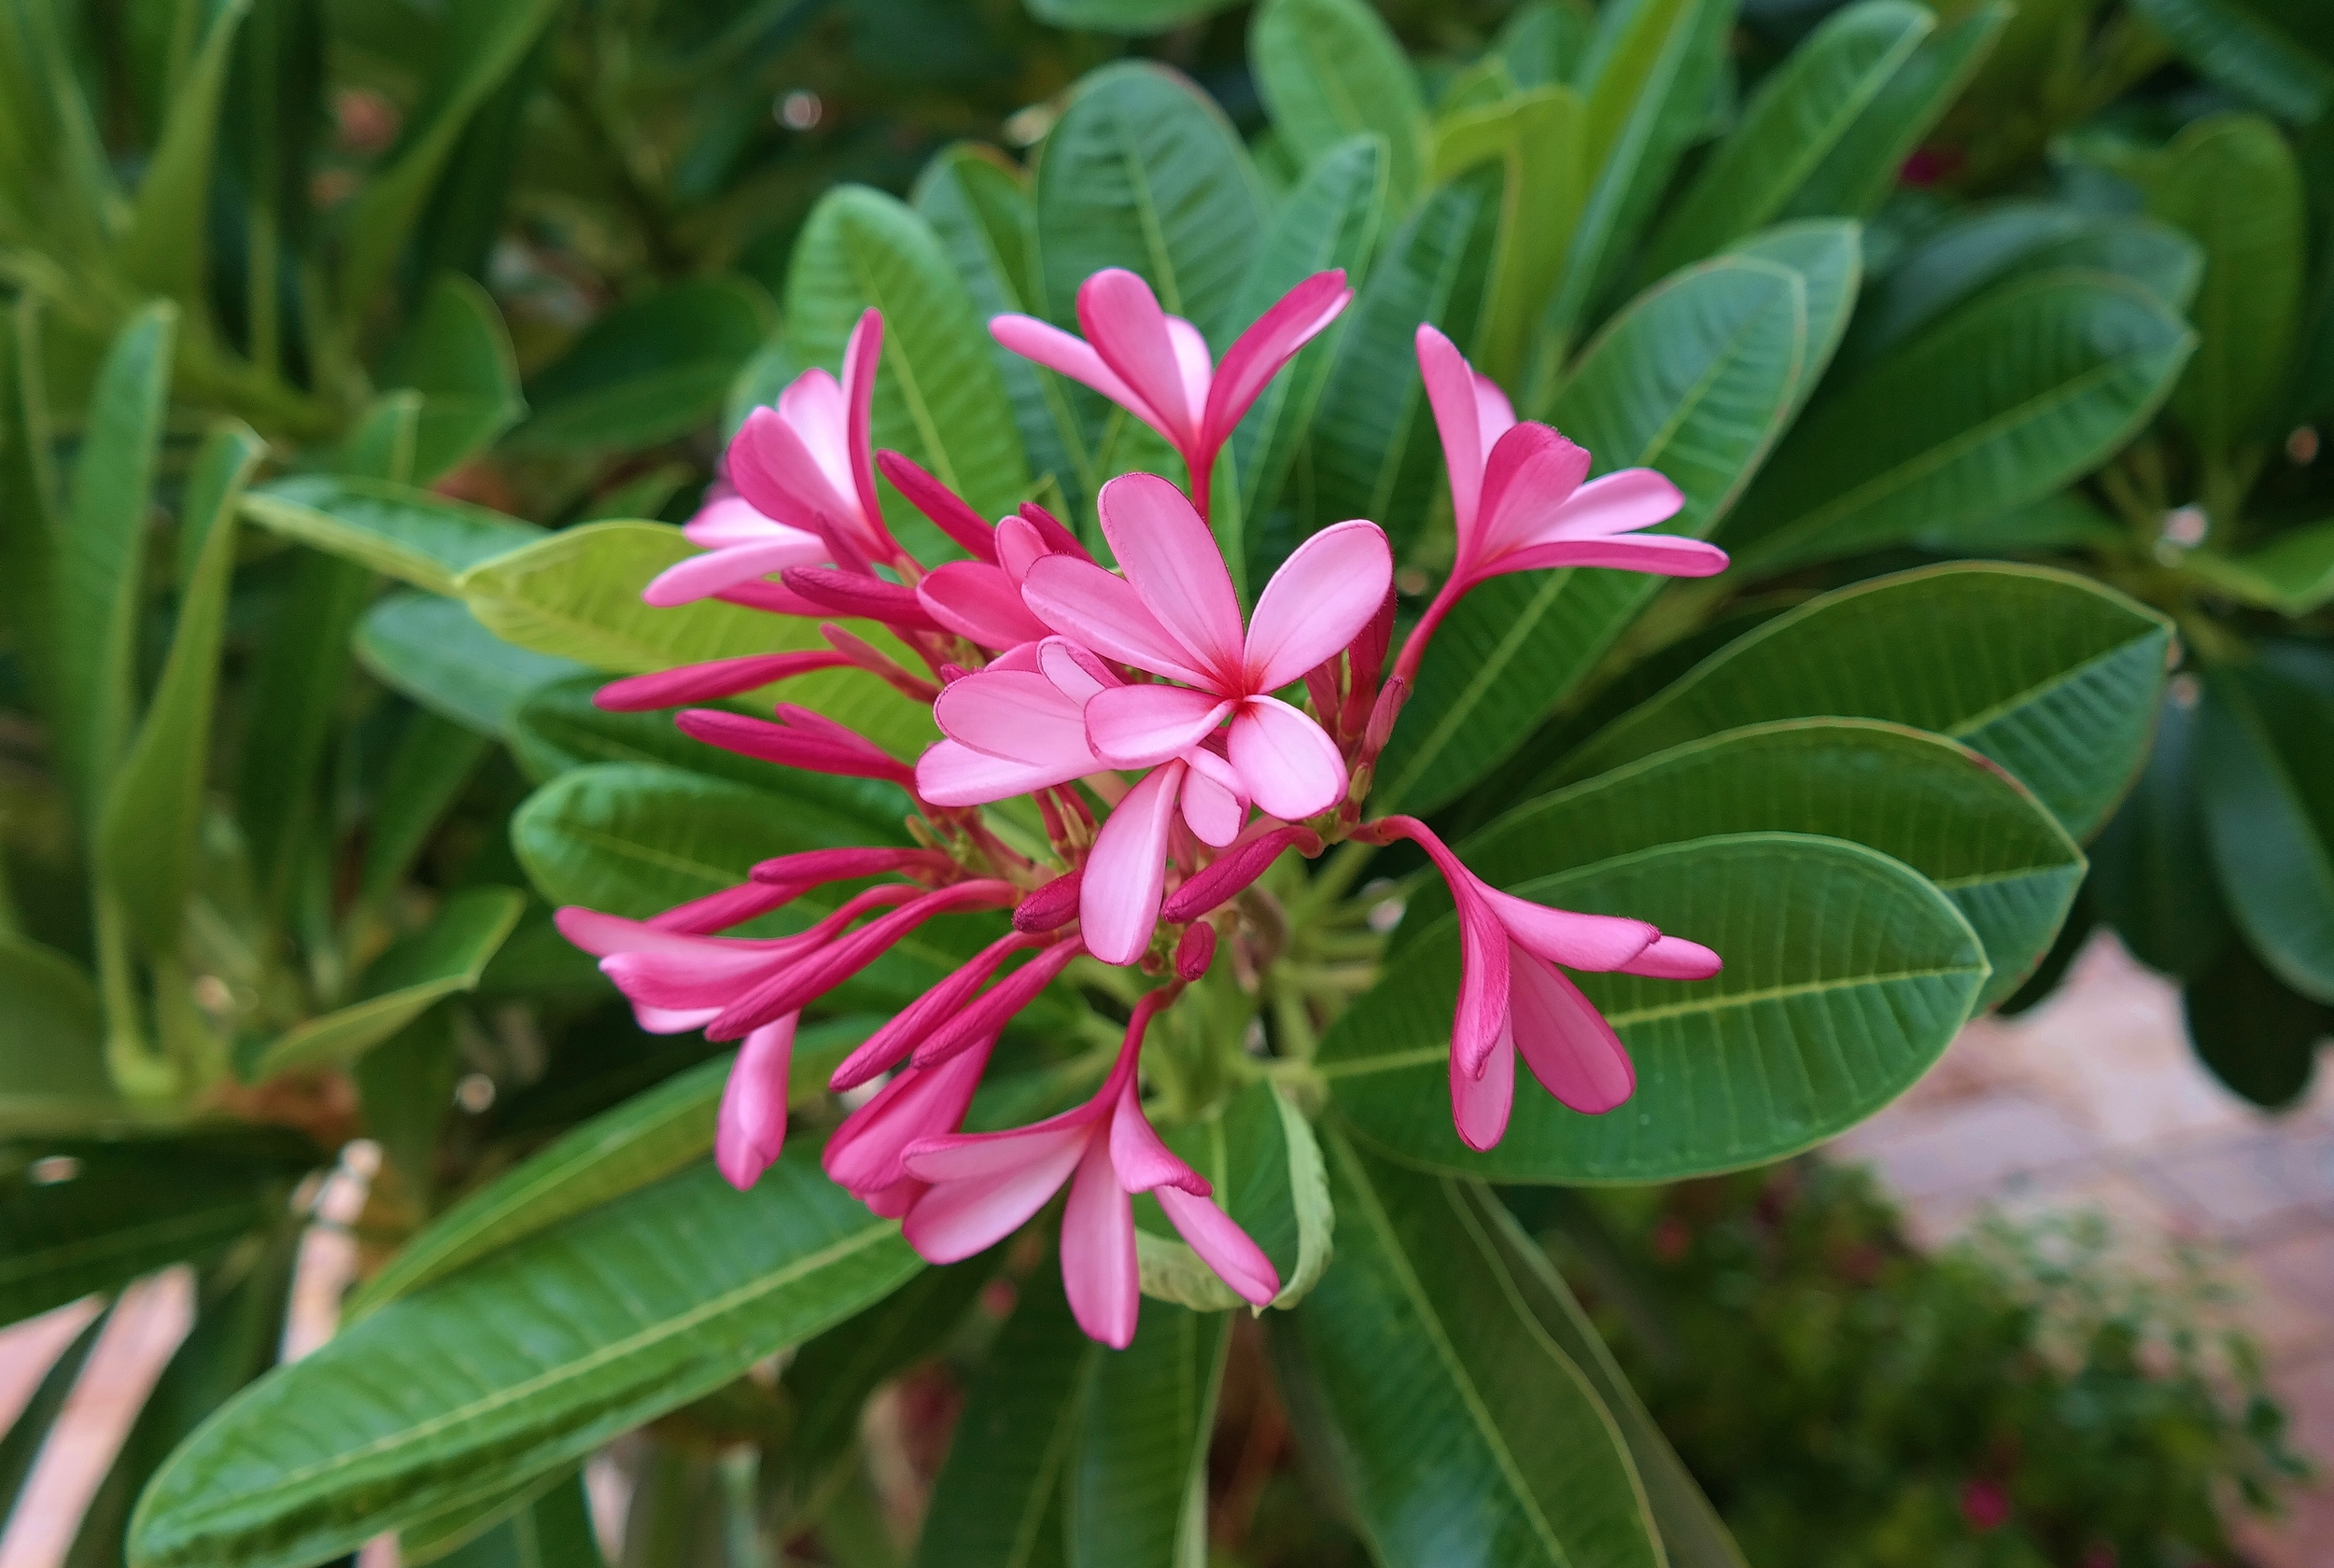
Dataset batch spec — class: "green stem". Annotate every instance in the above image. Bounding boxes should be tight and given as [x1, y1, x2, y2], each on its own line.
[96, 895, 172, 1100]
[1287, 841, 1377, 927]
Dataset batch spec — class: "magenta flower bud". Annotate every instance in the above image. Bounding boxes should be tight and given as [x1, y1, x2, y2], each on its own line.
[1174, 922, 1216, 981]
[675, 707, 918, 786]
[877, 450, 998, 564]
[1014, 870, 1084, 933]
[594, 651, 851, 713]
[780, 565, 944, 633]
[1161, 826, 1319, 923]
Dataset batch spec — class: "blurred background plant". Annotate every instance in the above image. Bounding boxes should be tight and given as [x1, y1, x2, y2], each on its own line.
[0, 0, 2326, 1563]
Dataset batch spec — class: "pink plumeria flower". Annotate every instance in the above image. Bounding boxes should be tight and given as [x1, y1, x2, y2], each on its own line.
[1399, 326, 1729, 680]
[1376, 818, 1722, 1152]
[992, 270, 1352, 517]
[646, 308, 896, 609]
[824, 1024, 1005, 1219]
[899, 993, 1278, 1347]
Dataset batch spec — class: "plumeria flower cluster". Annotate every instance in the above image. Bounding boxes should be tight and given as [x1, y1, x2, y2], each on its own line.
[555, 269, 1730, 1347]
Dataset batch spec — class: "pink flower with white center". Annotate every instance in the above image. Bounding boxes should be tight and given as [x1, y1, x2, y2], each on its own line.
[1371, 817, 1722, 1152]
[1397, 326, 1730, 682]
[992, 270, 1352, 518]
[899, 993, 1279, 1347]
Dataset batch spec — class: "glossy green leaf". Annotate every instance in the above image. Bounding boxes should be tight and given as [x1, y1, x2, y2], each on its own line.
[1725, 274, 2194, 573]
[1558, 565, 2173, 839]
[1463, 719, 2082, 1010]
[0, 935, 113, 1122]
[915, 144, 1092, 514]
[117, 0, 246, 306]
[1283, 1130, 1661, 1565]
[1252, 0, 1428, 212]
[788, 185, 1030, 538]
[1496, 0, 1594, 89]
[1033, 62, 1269, 335]
[1780, 2, 2007, 223]
[1432, 86, 1586, 386]
[129, 1150, 921, 1568]
[1318, 833, 1989, 1181]
[2197, 661, 2334, 1003]
[513, 278, 773, 452]
[97, 424, 265, 954]
[1065, 1301, 1228, 1568]
[785, 1257, 993, 1475]
[1637, 1, 1933, 282]
[359, 709, 491, 908]
[378, 274, 526, 484]
[455, 521, 931, 759]
[1025, 0, 1241, 34]
[2129, 0, 2334, 123]
[415, 1471, 605, 1568]
[55, 303, 175, 829]
[2185, 519, 2334, 615]
[2183, 938, 2328, 1108]
[246, 888, 525, 1078]
[356, 592, 589, 737]
[240, 475, 543, 596]
[1376, 252, 1810, 814]
[335, 0, 565, 316]
[1141, 1078, 1334, 1311]
[1726, 220, 1861, 421]
[1307, 164, 1504, 559]
[2140, 113, 2307, 464]
[2090, 691, 2230, 981]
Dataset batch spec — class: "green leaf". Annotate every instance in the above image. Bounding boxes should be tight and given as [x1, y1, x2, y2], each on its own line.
[356, 592, 589, 737]
[788, 185, 1031, 539]
[246, 888, 524, 1078]
[1779, 1, 2008, 223]
[1724, 219, 1862, 422]
[1496, 1, 1595, 90]
[55, 303, 176, 830]
[1557, 565, 2173, 839]
[1307, 164, 1504, 560]
[2139, 113, 2308, 465]
[128, 1151, 921, 1568]
[0, 935, 114, 1121]
[1318, 833, 1989, 1181]
[2129, 0, 2334, 124]
[2090, 690, 2230, 981]
[1376, 252, 1811, 814]
[1636, 1, 1933, 283]
[0, 299, 64, 731]
[1024, 0, 1242, 34]
[1229, 134, 1388, 582]
[1282, 1130, 1661, 1566]
[785, 1258, 993, 1476]
[1140, 1078, 1334, 1311]
[1462, 1183, 1747, 1568]
[2185, 519, 2334, 615]
[915, 1262, 1087, 1568]
[1461, 719, 2083, 1011]
[915, 144, 1093, 516]
[2183, 937, 2328, 1108]
[417, 1471, 606, 1568]
[455, 521, 932, 760]
[1725, 273, 2194, 573]
[378, 274, 526, 483]
[97, 423, 265, 955]
[2197, 661, 2334, 1003]
[1431, 86, 1587, 386]
[240, 475, 544, 596]
[1252, 0, 1427, 213]
[357, 1008, 461, 1214]
[1065, 1301, 1228, 1568]
[117, 0, 246, 306]
[359, 709, 491, 908]
[513, 278, 774, 453]
[1033, 62, 1270, 335]
[335, 0, 565, 318]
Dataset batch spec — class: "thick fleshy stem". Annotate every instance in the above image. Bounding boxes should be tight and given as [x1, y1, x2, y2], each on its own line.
[1161, 826, 1323, 924]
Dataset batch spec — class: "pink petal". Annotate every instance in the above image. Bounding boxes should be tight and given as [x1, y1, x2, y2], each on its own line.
[829, 931, 1036, 1090]
[933, 668, 1097, 767]
[1095, 473, 1245, 684]
[728, 404, 860, 539]
[1077, 270, 1201, 446]
[1417, 324, 1488, 541]
[1157, 1185, 1281, 1306]
[1474, 373, 1516, 446]
[1474, 423, 1592, 564]
[1087, 684, 1235, 769]
[715, 1016, 794, 1190]
[634, 1004, 718, 1034]
[916, 738, 1093, 805]
[1509, 948, 1636, 1114]
[1167, 316, 1215, 433]
[1178, 761, 1245, 847]
[823, 1039, 994, 1196]
[1482, 889, 1658, 973]
[918, 560, 1054, 649]
[994, 514, 1052, 583]
[643, 538, 830, 607]
[840, 309, 888, 547]
[1203, 272, 1350, 452]
[1060, 1132, 1140, 1348]
[683, 490, 801, 549]
[1524, 468, 1686, 541]
[1390, 822, 1512, 1080]
[776, 369, 854, 503]
[645, 879, 795, 935]
[905, 1118, 1095, 1184]
[1038, 637, 1119, 702]
[1622, 934, 1723, 980]
[1106, 1078, 1207, 1196]
[1080, 761, 1183, 964]
[901, 1127, 1090, 1266]
[990, 314, 1159, 429]
[1496, 535, 1729, 579]
[1244, 520, 1394, 692]
[1021, 555, 1222, 688]
[1451, 1024, 1517, 1152]
[1226, 697, 1346, 821]
[600, 945, 786, 1011]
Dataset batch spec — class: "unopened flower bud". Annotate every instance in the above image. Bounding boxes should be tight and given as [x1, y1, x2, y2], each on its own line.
[1174, 922, 1216, 981]
[1363, 676, 1410, 755]
[1014, 870, 1084, 932]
